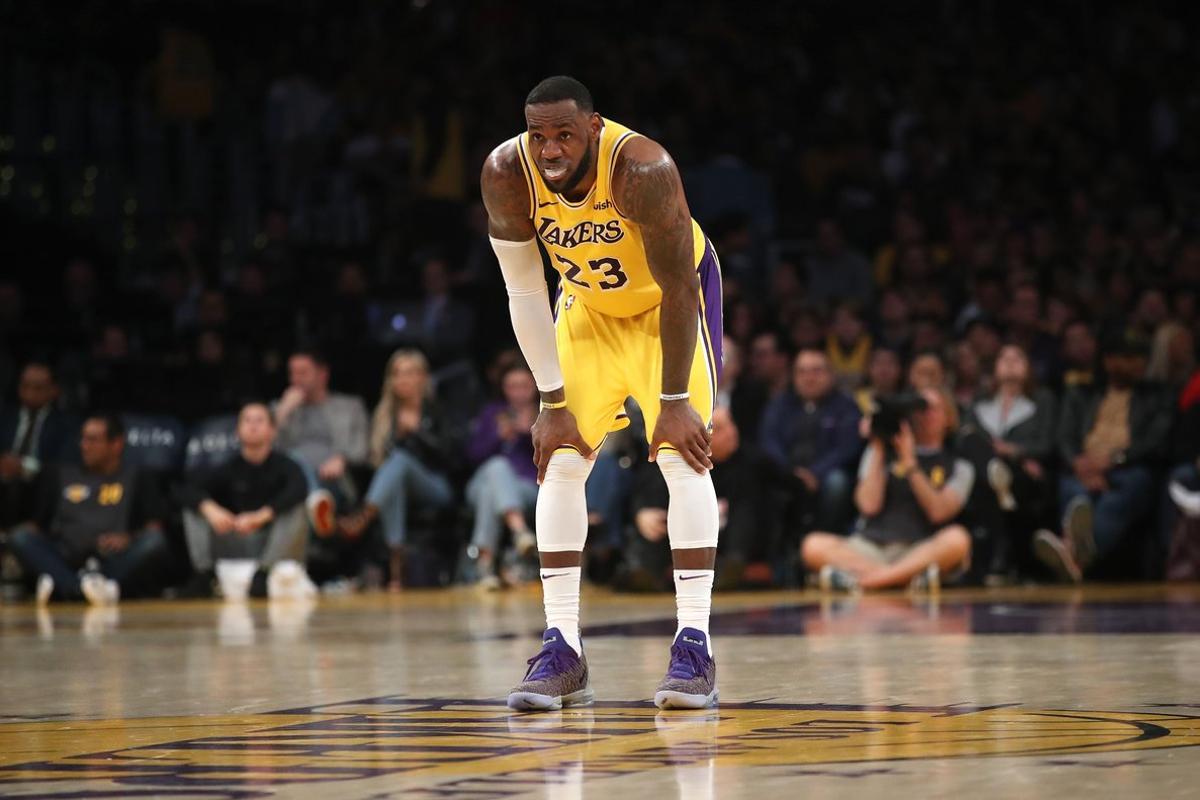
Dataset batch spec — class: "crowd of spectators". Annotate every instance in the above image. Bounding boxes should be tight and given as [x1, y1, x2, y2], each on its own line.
[3, 3, 1200, 601]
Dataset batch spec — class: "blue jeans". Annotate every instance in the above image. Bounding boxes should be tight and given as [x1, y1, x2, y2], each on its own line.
[366, 450, 453, 548]
[585, 450, 634, 549]
[10, 526, 168, 599]
[466, 456, 539, 550]
[1059, 465, 1154, 562]
[291, 451, 357, 511]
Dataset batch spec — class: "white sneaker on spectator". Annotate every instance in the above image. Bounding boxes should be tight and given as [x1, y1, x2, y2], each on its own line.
[36, 574, 54, 606]
[988, 459, 1016, 511]
[817, 564, 860, 594]
[514, 529, 537, 558]
[81, 573, 120, 606]
[1169, 481, 1200, 518]
[478, 574, 503, 592]
[908, 563, 940, 594]
[306, 489, 336, 537]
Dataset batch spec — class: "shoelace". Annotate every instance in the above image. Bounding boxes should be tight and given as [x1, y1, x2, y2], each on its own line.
[525, 644, 575, 681]
[666, 644, 709, 680]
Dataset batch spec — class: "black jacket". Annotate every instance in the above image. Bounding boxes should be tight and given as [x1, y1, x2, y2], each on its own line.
[1057, 382, 1173, 468]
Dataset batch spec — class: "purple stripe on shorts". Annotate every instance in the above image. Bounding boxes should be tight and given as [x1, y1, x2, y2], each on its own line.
[697, 239, 724, 383]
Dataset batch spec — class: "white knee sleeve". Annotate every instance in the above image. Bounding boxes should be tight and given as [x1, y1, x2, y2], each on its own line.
[658, 451, 720, 549]
[534, 451, 594, 552]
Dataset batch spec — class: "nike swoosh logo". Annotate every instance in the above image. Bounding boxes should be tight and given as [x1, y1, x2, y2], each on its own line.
[678, 574, 709, 581]
[537, 200, 558, 208]
[540, 572, 570, 579]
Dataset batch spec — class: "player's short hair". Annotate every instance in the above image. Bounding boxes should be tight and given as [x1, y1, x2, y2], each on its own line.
[526, 76, 594, 113]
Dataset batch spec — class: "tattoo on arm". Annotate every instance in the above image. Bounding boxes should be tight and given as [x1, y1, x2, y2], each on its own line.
[481, 141, 535, 241]
[615, 141, 699, 395]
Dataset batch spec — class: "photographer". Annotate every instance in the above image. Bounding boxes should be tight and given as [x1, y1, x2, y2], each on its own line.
[801, 387, 973, 591]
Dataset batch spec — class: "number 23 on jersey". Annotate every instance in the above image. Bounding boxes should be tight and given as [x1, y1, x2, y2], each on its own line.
[555, 253, 628, 291]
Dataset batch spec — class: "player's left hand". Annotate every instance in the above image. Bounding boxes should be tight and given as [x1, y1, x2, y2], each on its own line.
[649, 400, 712, 473]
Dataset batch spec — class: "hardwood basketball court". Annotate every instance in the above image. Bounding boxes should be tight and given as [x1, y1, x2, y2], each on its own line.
[2, 584, 1199, 798]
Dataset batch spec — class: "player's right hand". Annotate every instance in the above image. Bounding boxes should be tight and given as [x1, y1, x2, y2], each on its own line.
[531, 407, 594, 484]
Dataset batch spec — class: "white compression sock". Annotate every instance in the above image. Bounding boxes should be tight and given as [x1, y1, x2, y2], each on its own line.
[658, 451, 719, 655]
[534, 451, 594, 656]
[541, 567, 582, 655]
[673, 570, 714, 653]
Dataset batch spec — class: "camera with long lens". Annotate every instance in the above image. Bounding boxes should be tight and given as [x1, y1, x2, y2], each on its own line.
[868, 392, 928, 439]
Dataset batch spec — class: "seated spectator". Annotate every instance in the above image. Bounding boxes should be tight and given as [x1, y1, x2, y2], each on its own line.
[950, 340, 986, 408]
[338, 349, 455, 591]
[1059, 319, 1098, 388]
[583, 408, 641, 583]
[621, 406, 789, 591]
[963, 317, 1004, 378]
[854, 345, 904, 415]
[413, 255, 476, 367]
[805, 218, 873, 306]
[274, 349, 369, 534]
[464, 364, 539, 588]
[717, 335, 767, 443]
[1146, 321, 1195, 390]
[1165, 369, 1200, 579]
[825, 302, 872, 390]
[972, 344, 1058, 572]
[801, 387, 973, 592]
[747, 329, 792, 402]
[1005, 281, 1060, 385]
[760, 349, 862, 533]
[10, 413, 167, 604]
[181, 402, 308, 598]
[1034, 332, 1171, 582]
[1, 362, 77, 529]
[907, 349, 948, 393]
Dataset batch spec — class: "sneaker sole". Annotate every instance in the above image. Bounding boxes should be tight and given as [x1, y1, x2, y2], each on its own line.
[1033, 531, 1082, 583]
[507, 686, 594, 712]
[654, 687, 719, 710]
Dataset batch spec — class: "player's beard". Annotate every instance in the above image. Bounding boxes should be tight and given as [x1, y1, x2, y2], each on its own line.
[549, 143, 594, 197]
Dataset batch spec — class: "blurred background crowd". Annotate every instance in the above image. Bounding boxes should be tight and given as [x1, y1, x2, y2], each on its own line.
[2, 1, 1200, 601]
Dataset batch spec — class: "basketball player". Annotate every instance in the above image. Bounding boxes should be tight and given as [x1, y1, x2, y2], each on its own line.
[482, 76, 723, 711]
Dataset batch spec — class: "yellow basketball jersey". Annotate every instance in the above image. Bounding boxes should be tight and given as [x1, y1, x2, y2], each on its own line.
[516, 118, 706, 318]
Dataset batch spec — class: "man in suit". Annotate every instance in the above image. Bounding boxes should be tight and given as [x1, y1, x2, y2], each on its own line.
[1, 362, 77, 528]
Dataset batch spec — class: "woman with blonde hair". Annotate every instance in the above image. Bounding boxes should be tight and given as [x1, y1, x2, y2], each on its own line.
[339, 349, 456, 590]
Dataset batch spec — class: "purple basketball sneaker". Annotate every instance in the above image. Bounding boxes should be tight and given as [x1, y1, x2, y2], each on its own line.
[507, 628, 594, 712]
[654, 627, 718, 710]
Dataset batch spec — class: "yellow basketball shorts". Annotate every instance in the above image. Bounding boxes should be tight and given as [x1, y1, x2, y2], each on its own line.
[553, 239, 723, 450]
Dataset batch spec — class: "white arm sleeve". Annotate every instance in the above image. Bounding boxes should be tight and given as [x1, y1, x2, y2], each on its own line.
[489, 236, 564, 393]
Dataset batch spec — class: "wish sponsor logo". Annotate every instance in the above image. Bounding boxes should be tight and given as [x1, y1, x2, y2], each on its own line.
[2, 698, 1198, 796]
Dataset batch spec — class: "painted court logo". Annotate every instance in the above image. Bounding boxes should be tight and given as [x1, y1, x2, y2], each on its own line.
[1, 697, 1198, 798]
